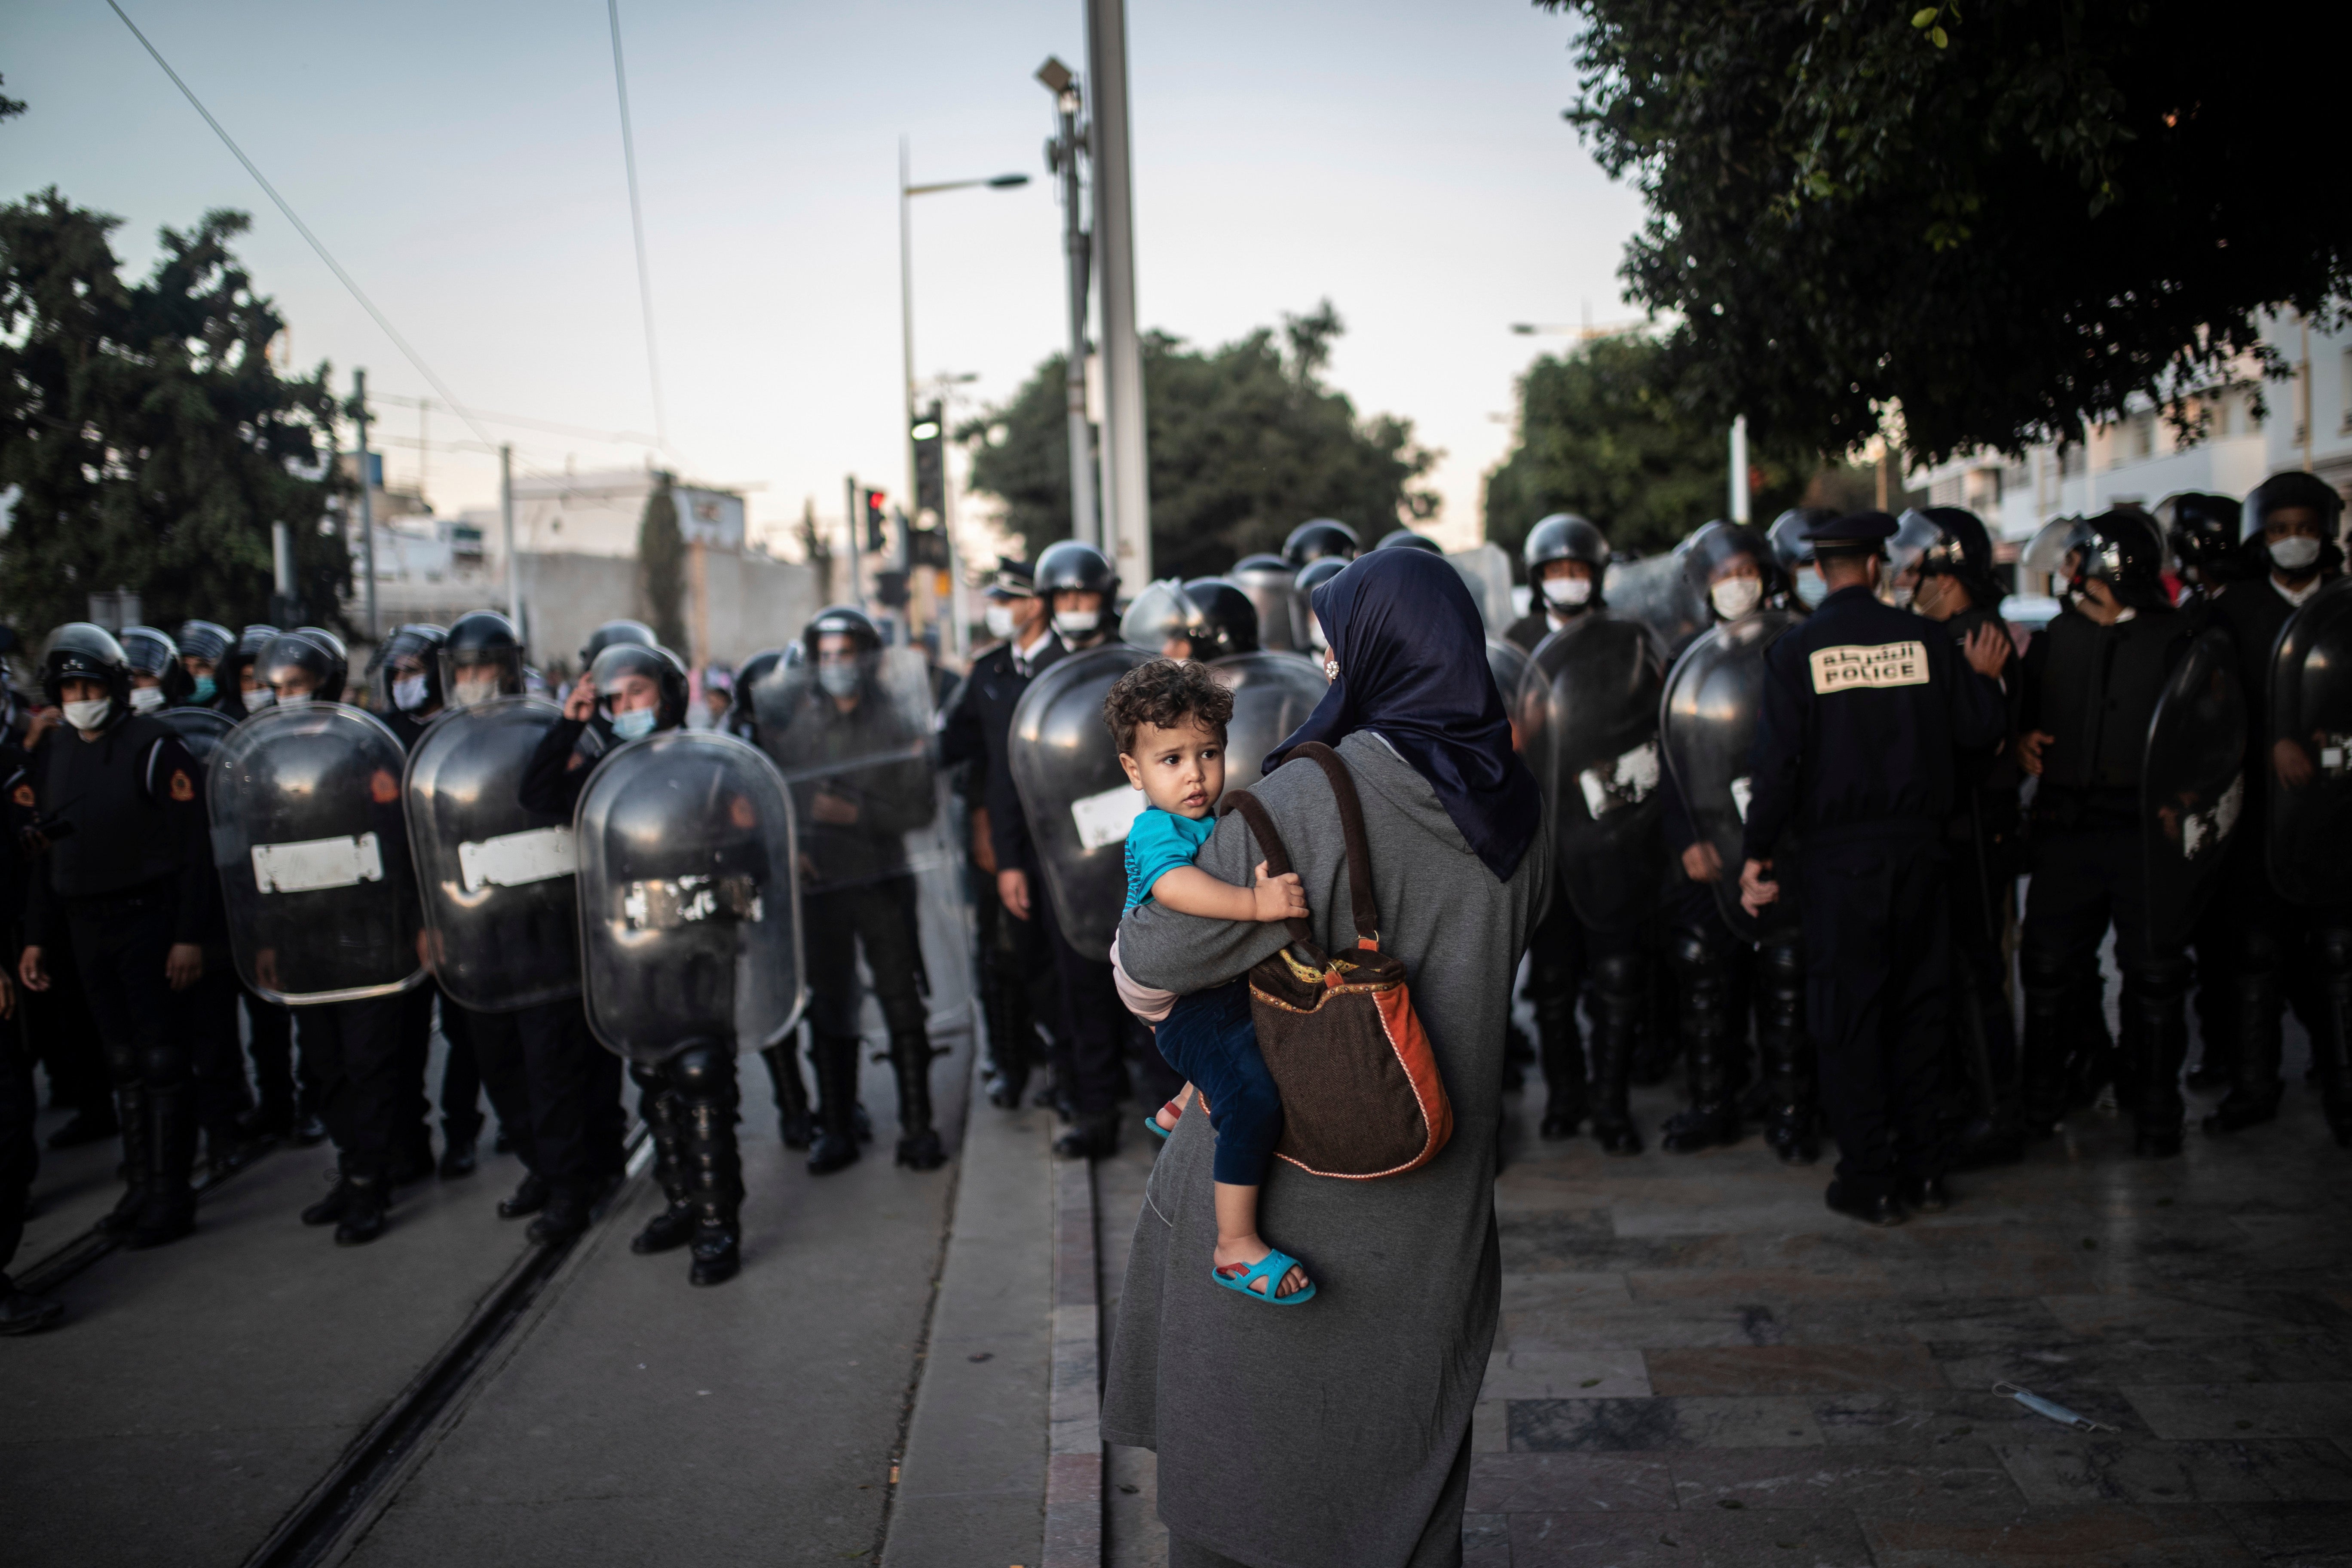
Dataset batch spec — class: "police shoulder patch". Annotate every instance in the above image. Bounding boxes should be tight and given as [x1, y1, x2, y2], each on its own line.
[1810, 640, 1929, 695]
[11, 783, 34, 808]
[168, 769, 196, 802]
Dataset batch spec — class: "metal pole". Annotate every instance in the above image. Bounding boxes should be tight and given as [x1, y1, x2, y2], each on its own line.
[355, 367, 377, 638]
[942, 395, 969, 662]
[1729, 415, 1750, 523]
[271, 520, 294, 601]
[502, 443, 522, 642]
[1086, 0, 1149, 585]
[1053, 86, 1099, 550]
[843, 473, 862, 609]
[900, 138, 922, 548]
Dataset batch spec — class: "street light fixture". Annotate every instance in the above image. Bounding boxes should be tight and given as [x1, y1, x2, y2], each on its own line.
[899, 144, 1028, 660]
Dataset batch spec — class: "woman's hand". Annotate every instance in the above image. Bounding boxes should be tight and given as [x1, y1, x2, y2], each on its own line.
[1251, 861, 1308, 923]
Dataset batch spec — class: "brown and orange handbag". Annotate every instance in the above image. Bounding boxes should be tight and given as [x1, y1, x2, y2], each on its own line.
[1217, 741, 1453, 1178]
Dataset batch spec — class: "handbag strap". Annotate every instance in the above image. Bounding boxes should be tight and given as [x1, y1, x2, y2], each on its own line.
[1289, 742, 1380, 949]
[1217, 790, 1313, 944]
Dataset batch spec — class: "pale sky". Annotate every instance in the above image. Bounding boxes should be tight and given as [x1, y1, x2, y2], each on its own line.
[2, 0, 1647, 557]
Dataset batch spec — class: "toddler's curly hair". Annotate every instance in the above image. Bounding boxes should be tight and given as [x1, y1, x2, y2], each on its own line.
[1102, 658, 1234, 756]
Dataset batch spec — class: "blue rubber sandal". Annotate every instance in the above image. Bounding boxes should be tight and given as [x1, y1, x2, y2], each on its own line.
[1145, 1096, 1186, 1142]
[1213, 1249, 1317, 1305]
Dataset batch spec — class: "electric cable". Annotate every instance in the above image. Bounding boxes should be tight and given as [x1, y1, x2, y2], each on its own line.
[605, 0, 669, 454]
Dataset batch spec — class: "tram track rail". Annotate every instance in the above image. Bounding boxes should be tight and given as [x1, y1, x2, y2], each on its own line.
[13, 1134, 289, 1299]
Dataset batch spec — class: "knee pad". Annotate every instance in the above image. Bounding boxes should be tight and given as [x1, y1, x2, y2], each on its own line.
[668, 1042, 735, 1099]
[2126, 956, 2192, 1004]
[2315, 923, 2352, 980]
[1668, 927, 1717, 976]
[1756, 940, 1803, 994]
[141, 1043, 192, 1090]
[1591, 950, 1645, 1001]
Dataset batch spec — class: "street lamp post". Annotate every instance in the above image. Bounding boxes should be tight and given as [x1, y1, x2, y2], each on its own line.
[900, 142, 1026, 660]
[1036, 56, 1098, 553]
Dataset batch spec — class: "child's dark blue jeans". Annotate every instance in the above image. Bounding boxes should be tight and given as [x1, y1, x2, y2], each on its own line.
[1151, 978, 1283, 1187]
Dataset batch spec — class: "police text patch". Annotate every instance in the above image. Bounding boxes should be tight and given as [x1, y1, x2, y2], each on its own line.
[1810, 641, 1928, 695]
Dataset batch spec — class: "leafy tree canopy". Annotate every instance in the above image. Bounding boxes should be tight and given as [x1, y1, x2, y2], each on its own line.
[636, 471, 687, 652]
[1549, 0, 2350, 462]
[0, 187, 348, 639]
[1484, 332, 1817, 564]
[961, 302, 1436, 580]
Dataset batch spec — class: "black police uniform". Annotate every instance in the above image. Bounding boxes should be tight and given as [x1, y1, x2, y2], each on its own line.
[2, 734, 63, 1332]
[26, 710, 218, 1245]
[1938, 601, 2025, 1162]
[2016, 597, 2204, 1151]
[3, 741, 112, 1148]
[936, 629, 1062, 1109]
[1744, 568, 2005, 1213]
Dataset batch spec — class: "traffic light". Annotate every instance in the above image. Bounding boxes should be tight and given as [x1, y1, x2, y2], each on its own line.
[912, 400, 946, 518]
[864, 488, 888, 553]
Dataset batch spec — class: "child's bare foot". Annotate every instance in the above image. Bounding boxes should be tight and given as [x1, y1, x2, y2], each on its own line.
[1213, 1235, 1311, 1299]
[1153, 1084, 1194, 1133]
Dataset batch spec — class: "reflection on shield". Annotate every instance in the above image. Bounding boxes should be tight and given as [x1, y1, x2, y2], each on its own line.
[1486, 639, 1530, 748]
[1447, 542, 1515, 633]
[1008, 643, 1157, 962]
[1208, 651, 1326, 791]
[403, 697, 582, 1013]
[1603, 553, 1710, 660]
[1660, 612, 1804, 942]
[574, 730, 803, 1063]
[1518, 614, 1666, 931]
[752, 646, 971, 1042]
[206, 704, 425, 1005]
[1231, 557, 1305, 651]
[2270, 578, 2352, 906]
[2142, 627, 2248, 950]
[159, 705, 234, 767]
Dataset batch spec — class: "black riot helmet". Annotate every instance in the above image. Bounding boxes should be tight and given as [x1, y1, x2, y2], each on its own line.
[1375, 529, 1445, 554]
[218, 622, 280, 704]
[1891, 506, 1999, 605]
[2153, 492, 2245, 583]
[1678, 521, 1781, 607]
[175, 619, 234, 669]
[803, 603, 885, 653]
[1524, 513, 1610, 576]
[441, 610, 527, 706]
[1282, 518, 1360, 568]
[580, 618, 660, 670]
[1767, 507, 1838, 609]
[2027, 509, 2168, 610]
[732, 646, 786, 729]
[374, 622, 448, 714]
[587, 641, 689, 731]
[258, 628, 349, 704]
[118, 625, 195, 706]
[40, 622, 133, 710]
[2244, 469, 2346, 548]
[1121, 578, 1260, 661]
[1293, 557, 1349, 651]
[1035, 541, 1119, 638]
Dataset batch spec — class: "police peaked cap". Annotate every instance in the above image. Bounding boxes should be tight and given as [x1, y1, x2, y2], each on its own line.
[1806, 510, 1900, 547]
[985, 557, 1038, 599]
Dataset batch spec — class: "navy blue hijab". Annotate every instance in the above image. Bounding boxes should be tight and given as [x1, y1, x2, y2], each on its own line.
[1265, 548, 1541, 882]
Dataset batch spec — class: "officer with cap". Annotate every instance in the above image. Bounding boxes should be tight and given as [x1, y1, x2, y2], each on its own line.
[2014, 510, 2208, 1155]
[1740, 512, 2009, 1224]
[18, 625, 220, 1248]
[937, 559, 1061, 1112]
[1506, 514, 1611, 654]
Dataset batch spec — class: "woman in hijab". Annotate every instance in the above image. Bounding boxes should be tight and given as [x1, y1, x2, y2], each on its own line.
[1103, 548, 1549, 1568]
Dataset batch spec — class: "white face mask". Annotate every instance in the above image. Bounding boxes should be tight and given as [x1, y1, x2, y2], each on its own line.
[2271, 536, 2322, 572]
[817, 665, 861, 700]
[453, 675, 501, 709]
[1710, 578, 1763, 621]
[984, 603, 1018, 641]
[1795, 572, 1829, 608]
[243, 688, 274, 710]
[392, 673, 430, 711]
[1884, 583, 1917, 609]
[128, 685, 167, 714]
[1053, 609, 1099, 639]
[63, 697, 113, 732]
[610, 705, 657, 740]
[276, 691, 313, 707]
[1542, 576, 1593, 609]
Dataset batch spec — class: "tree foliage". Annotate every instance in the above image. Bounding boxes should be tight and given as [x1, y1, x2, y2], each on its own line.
[635, 472, 687, 652]
[0, 190, 349, 638]
[961, 302, 1437, 580]
[1484, 333, 1816, 563]
[1550, 0, 2352, 462]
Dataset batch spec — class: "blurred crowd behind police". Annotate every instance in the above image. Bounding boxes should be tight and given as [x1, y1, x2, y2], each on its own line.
[4, 464, 2347, 1335]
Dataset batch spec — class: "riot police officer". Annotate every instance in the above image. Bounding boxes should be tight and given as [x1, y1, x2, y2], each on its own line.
[176, 620, 234, 709]
[1282, 518, 1360, 570]
[2156, 492, 2249, 605]
[728, 648, 786, 743]
[221, 623, 282, 718]
[2015, 510, 2211, 1156]
[18, 625, 218, 1248]
[1121, 578, 1260, 664]
[119, 626, 194, 714]
[1506, 514, 1611, 655]
[3, 726, 57, 1332]
[1769, 508, 1837, 612]
[763, 606, 946, 1173]
[937, 560, 1060, 1112]
[2203, 473, 2343, 1133]
[443, 610, 530, 710]
[1740, 512, 2008, 1223]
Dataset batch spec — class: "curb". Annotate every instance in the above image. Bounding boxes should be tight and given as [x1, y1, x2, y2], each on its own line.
[1044, 1155, 1102, 1567]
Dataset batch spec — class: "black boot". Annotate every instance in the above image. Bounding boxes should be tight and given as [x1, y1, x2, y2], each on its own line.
[96, 1085, 152, 1236]
[498, 1171, 550, 1219]
[1535, 1006, 1586, 1139]
[1054, 1108, 1121, 1161]
[631, 1081, 697, 1254]
[334, 1173, 388, 1245]
[439, 1115, 481, 1179]
[2018, 949, 2073, 1136]
[2206, 928, 2284, 1134]
[527, 1185, 592, 1246]
[890, 1031, 947, 1170]
[980, 928, 1035, 1111]
[2127, 959, 2191, 1158]
[806, 1032, 864, 1175]
[130, 1083, 198, 1250]
[675, 1045, 742, 1287]
[2185, 931, 2236, 1090]
[760, 1040, 815, 1150]
[302, 1164, 357, 1226]
[1755, 940, 1818, 1164]
[1586, 954, 1645, 1155]
[0, 1274, 64, 1335]
[1661, 932, 1742, 1154]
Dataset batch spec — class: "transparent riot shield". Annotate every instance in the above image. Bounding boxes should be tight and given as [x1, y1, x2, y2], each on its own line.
[206, 704, 425, 1005]
[1007, 643, 1156, 961]
[1603, 552, 1710, 660]
[2143, 627, 2248, 950]
[574, 730, 803, 1063]
[1660, 612, 1805, 943]
[1486, 638, 1531, 746]
[1120, 579, 1200, 655]
[403, 697, 582, 1013]
[159, 705, 234, 768]
[752, 645, 971, 1042]
[2270, 578, 2352, 906]
[1232, 557, 1305, 652]
[1447, 542, 1515, 634]
[1209, 651, 1327, 791]
[1517, 613, 1666, 932]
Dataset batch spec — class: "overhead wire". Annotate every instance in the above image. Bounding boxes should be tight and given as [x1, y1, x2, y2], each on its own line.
[605, 0, 669, 454]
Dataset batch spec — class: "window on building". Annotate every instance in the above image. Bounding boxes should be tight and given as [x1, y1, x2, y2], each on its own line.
[2341, 349, 2352, 432]
[2132, 411, 2156, 460]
